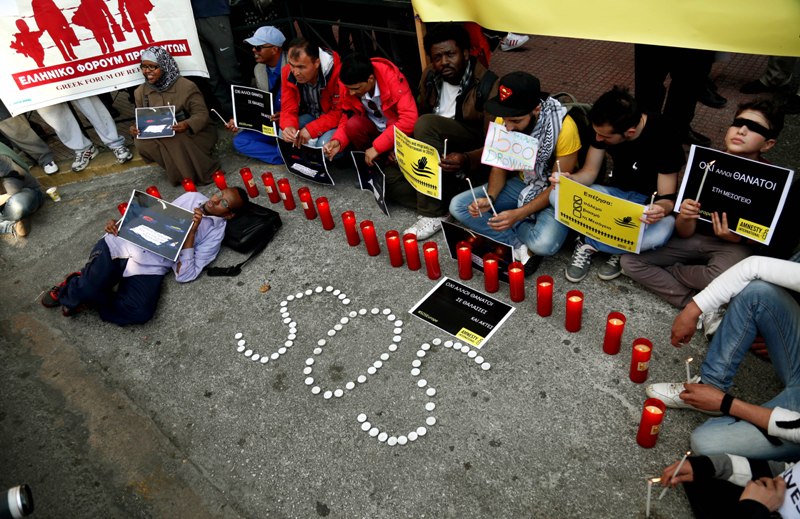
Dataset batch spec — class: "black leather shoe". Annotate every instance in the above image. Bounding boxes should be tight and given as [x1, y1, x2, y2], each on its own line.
[684, 128, 711, 147]
[699, 86, 727, 109]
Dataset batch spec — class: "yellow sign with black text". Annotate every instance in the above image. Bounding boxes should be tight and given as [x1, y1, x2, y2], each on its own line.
[555, 178, 646, 253]
[394, 128, 442, 200]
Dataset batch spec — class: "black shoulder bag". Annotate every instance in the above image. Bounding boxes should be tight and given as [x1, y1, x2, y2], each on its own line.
[205, 201, 282, 277]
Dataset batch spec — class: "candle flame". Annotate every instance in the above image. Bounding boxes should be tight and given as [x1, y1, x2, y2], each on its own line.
[648, 477, 661, 483]
[634, 344, 651, 353]
[686, 357, 693, 364]
[709, 160, 715, 167]
[538, 282, 552, 287]
[608, 318, 624, 325]
[568, 295, 582, 302]
[645, 405, 663, 414]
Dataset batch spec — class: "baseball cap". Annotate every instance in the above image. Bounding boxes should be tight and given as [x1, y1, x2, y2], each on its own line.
[245, 26, 286, 47]
[485, 71, 542, 117]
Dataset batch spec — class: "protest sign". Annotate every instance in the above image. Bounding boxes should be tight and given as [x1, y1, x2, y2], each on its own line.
[118, 190, 193, 262]
[480, 121, 539, 171]
[441, 221, 514, 283]
[394, 127, 442, 200]
[0, 1, 206, 116]
[409, 277, 514, 348]
[555, 177, 646, 253]
[676, 146, 794, 245]
[135, 106, 175, 139]
[232, 85, 276, 137]
[277, 139, 335, 185]
[352, 151, 389, 216]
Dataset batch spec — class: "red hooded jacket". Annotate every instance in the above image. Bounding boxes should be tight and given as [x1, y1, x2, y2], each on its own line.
[279, 48, 342, 139]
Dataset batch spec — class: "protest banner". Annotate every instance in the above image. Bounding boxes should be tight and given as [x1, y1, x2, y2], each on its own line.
[118, 190, 193, 262]
[394, 127, 442, 200]
[0, 0, 206, 116]
[409, 277, 514, 348]
[480, 121, 538, 171]
[441, 221, 514, 283]
[676, 146, 794, 245]
[352, 151, 389, 216]
[555, 177, 646, 253]
[232, 85, 276, 137]
[277, 139, 335, 185]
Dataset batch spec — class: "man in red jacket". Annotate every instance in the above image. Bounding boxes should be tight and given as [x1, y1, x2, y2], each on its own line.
[323, 53, 418, 166]
[279, 37, 342, 148]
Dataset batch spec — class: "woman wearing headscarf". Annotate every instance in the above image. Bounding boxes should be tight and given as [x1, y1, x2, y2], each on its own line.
[130, 46, 219, 185]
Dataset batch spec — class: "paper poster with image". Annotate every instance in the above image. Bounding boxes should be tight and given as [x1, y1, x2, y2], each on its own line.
[277, 138, 335, 185]
[441, 221, 514, 283]
[231, 85, 276, 137]
[676, 145, 794, 245]
[394, 127, 442, 200]
[135, 106, 176, 138]
[481, 121, 539, 171]
[409, 277, 515, 348]
[117, 190, 194, 262]
[352, 151, 389, 216]
[555, 177, 646, 253]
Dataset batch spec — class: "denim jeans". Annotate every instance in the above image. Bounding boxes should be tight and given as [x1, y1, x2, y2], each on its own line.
[449, 177, 570, 256]
[286, 113, 336, 148]
[0, 187, 44, 234]
[691, 281, 800, 460]
[548, 184, 675, 254]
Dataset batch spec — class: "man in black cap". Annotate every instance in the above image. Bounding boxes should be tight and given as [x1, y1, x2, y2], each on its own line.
[449, 71, 581, 274]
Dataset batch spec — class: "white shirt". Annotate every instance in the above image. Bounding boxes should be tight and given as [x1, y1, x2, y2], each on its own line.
[362, 82, 387, 132]
[435, 82, 459, 119]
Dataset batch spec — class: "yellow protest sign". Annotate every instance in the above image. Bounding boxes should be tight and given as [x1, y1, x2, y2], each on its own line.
[555, 177, 646, 253]
[394, 127, 442, 200]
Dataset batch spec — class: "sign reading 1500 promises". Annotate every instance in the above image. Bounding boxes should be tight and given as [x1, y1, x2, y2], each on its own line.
[677, 146, 794, 245]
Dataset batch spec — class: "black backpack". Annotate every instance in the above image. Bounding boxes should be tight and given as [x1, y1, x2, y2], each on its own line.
[206, 201, 282, 277]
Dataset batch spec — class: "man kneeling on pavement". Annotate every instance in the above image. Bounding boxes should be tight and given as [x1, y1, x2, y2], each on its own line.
[41, 188, 245, 325]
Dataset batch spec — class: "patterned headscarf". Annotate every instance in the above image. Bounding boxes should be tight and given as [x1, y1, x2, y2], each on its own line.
[140, 46, 180, 92]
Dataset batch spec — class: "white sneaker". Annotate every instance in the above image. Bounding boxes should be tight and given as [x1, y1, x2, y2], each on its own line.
[71, 144, 98, 172]
[700, 308, 726, 339]
[112, 145, 133, 164]
[403, 215, 449, 240]
[645, 376, 722, 415]
[43, 161, 59, 175]
[499, 33, 530, 51]
[514, 243, 531, 265]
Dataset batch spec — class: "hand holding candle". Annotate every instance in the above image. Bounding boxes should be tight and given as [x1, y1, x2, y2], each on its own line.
[602, 312, 626, 355]
[536, 275, 553, 317]
[636, 397, 666, 448]
[659, 451, 691, 499]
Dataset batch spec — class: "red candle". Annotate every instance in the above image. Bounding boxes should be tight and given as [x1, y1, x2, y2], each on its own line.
[277, 178, 296, 210]
[457, 241, 473, 280]
[239, 167, 259, 198]
[385, 230, 403, 267]
[508, 261, 525, 302]
[603, 312, 627, 355]
[483, 253, 499, 293]
[403, 233, 421, 271]
[342, 211, 360, 246]
[316, 197, 335, 230]
[565, 290, 584, 332]
[423, 241, 441, 280]
[298, 187, 316, 219]
[145, 185, 162, 198]
[629, 338, 653, 384]
[536, 275, 553, 317]
[261, 172, 280, 203]
[181, 177, 197, 192]
[636, 398, 666, 448]
[212, 169, 227, 190]
[360, 220, 381, 256]
[117, 202, 128, 215]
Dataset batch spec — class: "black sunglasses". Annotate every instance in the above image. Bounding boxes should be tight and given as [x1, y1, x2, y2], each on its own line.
[254, 44, 277, 51]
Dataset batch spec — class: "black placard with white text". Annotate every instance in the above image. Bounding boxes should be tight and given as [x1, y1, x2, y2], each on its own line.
[231, 85, 276, 136]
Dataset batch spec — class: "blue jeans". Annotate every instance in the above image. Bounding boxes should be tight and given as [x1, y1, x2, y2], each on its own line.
[548, 185, 675, 254]
[233, 131, 284, 164]
[60, 239, 165, 326]
[449, 177, 569, 256]
[280, 113, 336, 148]
[691, 281, 800, 460]
[0, 187, 44, 234]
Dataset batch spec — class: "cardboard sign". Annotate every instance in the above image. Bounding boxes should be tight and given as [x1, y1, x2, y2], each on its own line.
[441, 221, 514, 283]
[555, 177, 646, 253]
[409, 277, 514, 348]
[135, 106, 175, 139]
[277, 138, 335, 185]
[117, 190, 194, 262]
[232, 85, 276, 137]
[480, 121, 539, 171]
[394, 127, 442, 200]
[676, 146, 794, 245]
[352, 151, 389, 217]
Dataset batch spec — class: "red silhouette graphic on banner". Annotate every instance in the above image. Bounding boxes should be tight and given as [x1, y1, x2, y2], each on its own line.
[119, 0, 154, 45]
[72, 0, 125, 54]
[10, 19, 45, 67]
[31, 0, 79, 61]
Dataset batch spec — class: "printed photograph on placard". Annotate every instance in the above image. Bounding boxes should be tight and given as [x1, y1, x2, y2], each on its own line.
[352, 151, 389, 216]
[676, 145, 794, 244]
[135, 106, 176, 139]
[277, 138, 335, 185]
[117, 190, 194, 262]
[231, 85, 276, 137]
[441, 221, 514, 283]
